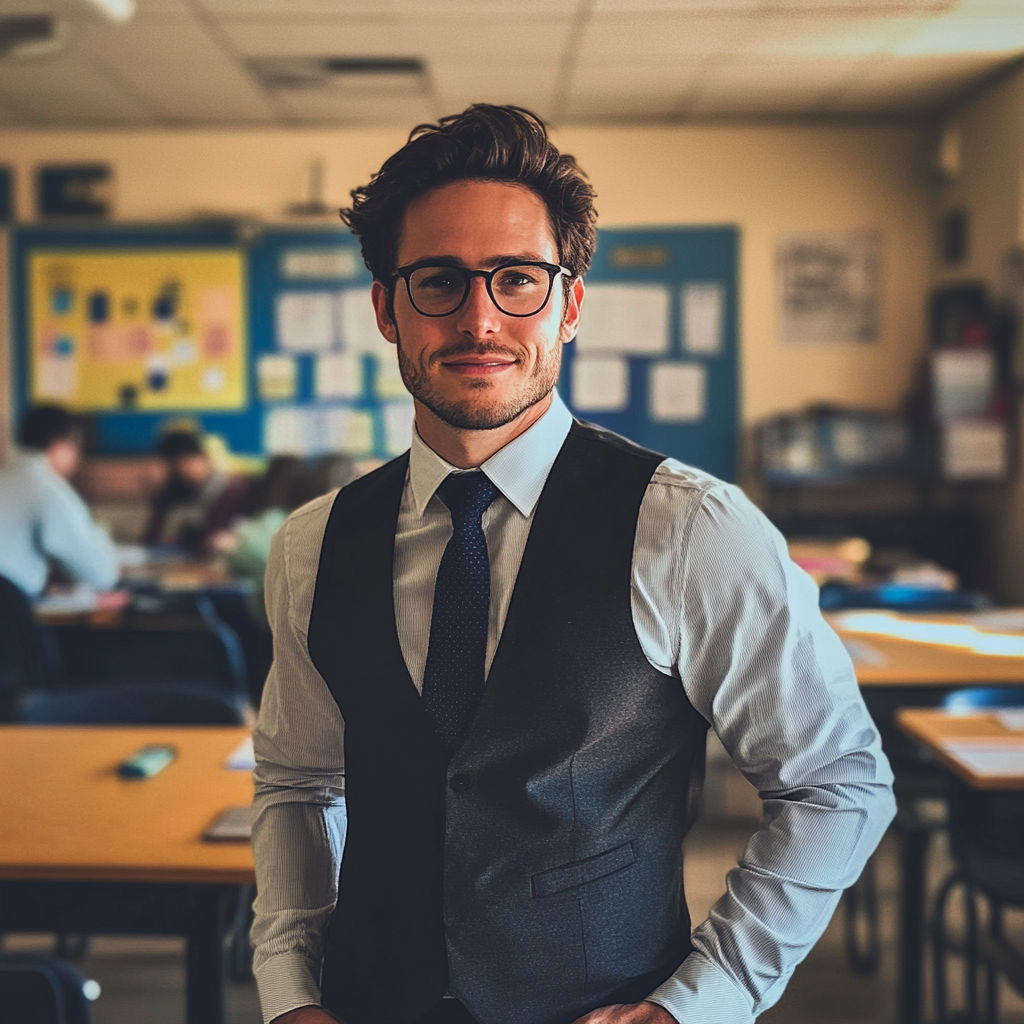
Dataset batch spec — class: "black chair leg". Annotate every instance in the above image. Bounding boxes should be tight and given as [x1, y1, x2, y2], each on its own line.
[932, 868, 965, 1024]
[965, 882, 979, 1023]
[843, 855, 880, 975]
[985, 902, 1002, 1024]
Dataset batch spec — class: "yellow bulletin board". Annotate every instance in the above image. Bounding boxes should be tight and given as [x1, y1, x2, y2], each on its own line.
[29, 249, 247, 411]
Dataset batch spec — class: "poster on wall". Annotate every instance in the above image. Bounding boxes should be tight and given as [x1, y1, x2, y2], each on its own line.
[28, 248, 246, 410]
[776, 231, 881, 343]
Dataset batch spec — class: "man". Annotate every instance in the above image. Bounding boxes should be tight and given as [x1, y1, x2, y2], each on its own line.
[252, 106, 895, 1024]
[0, 404, 118, 597]
[144, 427, 249, 552]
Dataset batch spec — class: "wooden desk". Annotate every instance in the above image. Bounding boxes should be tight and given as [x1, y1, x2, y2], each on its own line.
[0, 726, 254, 1023]
[897, 709, 1024, 792]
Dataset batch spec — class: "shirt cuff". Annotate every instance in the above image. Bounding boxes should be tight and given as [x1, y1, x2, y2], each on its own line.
[254, 949, 322, 1024]
[646, 951, 755, 1024]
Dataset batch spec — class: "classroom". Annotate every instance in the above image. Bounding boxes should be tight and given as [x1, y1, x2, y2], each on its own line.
[1, 2, 1024, 1023]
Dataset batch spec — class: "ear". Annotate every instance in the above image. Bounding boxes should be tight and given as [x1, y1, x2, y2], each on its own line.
[559, 275, 585, 345]
[371, 280, 399, 346]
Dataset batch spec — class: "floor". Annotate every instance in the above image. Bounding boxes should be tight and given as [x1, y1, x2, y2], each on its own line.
[3, 815, 1023, 1024]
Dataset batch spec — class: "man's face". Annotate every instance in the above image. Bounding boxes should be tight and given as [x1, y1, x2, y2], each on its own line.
[174, 453, 212, 487]
[45, 438, 80, 480]
[371, 179, 583, 431]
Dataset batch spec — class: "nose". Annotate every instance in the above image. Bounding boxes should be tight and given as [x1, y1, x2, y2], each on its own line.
[453, 275, 502, 336]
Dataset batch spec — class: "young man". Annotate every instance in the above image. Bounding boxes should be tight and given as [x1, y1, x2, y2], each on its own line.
[252, 106, 895, 1024]
[0, 404, 118, 597]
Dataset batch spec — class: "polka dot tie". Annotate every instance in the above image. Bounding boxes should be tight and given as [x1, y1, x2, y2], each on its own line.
[421, 471, 499, 753]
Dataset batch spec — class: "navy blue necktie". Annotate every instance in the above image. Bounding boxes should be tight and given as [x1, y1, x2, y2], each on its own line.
[421, 471, 498, 753]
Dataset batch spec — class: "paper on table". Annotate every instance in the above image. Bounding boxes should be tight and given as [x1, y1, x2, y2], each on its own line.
[257, 354, 297, 400]
[383, 400, 416, 456]
[315, 353, 362, 399]
[338, 288, 392, 358]
[996, 709, 1024, 731]
[944, 740, 1024, 776]
[275, 292, 337, 352]
[226, 735, 255, 771]
[575, 284, 670, 355]
[968, 609, 1024, 633]
[572, 354, 629, 412]
[649, 362, 706, 422]
[841, 637, 889, 668]
[682, 282, 724, 355]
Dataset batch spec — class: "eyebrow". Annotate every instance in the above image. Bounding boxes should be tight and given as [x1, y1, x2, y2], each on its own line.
[410, 253, 551, 269]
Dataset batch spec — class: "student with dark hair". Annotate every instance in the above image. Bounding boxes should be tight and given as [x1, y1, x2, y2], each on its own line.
[145, 427, 250, 552]
[252, 106, 895, 1024]
[0, 403, 118, 597]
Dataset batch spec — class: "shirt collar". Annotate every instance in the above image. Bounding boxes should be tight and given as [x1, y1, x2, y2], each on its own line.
[408, 389, 573, 518]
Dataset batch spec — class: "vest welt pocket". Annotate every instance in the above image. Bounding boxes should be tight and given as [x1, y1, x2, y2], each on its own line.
[531, 841, 636, 898]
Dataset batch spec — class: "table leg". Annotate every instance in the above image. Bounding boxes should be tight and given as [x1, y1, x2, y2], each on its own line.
[899, 819, 932, 1024]
[186, 886, 229, 1024]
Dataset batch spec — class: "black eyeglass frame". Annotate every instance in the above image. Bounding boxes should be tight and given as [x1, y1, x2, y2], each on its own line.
[391, 259, 573, 318]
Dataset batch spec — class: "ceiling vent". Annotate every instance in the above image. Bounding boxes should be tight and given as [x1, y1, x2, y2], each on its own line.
[0, 15, 65, 58]
[249, 56, 426, 95]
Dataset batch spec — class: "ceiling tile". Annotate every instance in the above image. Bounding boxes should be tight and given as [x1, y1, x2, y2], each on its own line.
[562, 92, 681, 120]
[893, 13, 1024, 55]
[74, 18, 279, 121]
[0, 54, 154, 123]
[577, 12, 761, 59]
[274, 89, 434, 125]
[217, 18, 410, 57]
[743, 13, 930, 58]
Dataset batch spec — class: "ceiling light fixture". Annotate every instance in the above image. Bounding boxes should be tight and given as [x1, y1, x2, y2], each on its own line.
[82, 0, 135, 24]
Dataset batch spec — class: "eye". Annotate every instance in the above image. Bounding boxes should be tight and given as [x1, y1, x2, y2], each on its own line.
[418, 270, 462, 291]
[494, 267, 544, 290]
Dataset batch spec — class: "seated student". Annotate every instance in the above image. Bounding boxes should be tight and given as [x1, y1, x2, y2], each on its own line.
[0, 404, 118, 598]
[144, 428, 250, 553]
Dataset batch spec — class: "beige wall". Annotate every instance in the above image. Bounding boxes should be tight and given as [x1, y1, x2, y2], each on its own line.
[0, 122, 935, 436]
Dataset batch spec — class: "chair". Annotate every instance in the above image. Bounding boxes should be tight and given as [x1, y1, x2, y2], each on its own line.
[0, 955, 94, 1024]
[0, 574, 59, 722]
[932, 685, 1024, 1024]
[17, 682, 250, 726]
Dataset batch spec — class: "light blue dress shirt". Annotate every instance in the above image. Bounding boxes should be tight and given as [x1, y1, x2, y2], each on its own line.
[0, 451, 118, 597]
[251, 391, 896, 1024]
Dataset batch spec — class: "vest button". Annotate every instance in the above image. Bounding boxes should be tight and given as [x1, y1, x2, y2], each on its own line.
[448, 774, 474, 793]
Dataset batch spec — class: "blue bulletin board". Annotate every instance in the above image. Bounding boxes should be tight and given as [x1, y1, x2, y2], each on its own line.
[12, 223, 738, 477]
[560, 226, 739, 482]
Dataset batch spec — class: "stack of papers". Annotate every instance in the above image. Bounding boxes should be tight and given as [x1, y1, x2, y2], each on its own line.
[943, 740, 1024, 777]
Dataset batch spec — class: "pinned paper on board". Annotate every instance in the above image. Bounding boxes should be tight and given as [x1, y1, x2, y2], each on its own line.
[275, 291, 336, 353]
[649, 362, 706, 422]
[315, 353, 363, 399]
[374, 354, 408, 399]
[265, 405, 375, 457]
[324, 407, 375, 456]
[942, 419, 1008, 480]
[265, 406, 310, 455]
[383, 400, 416, 456]
[338, 288, 391, 357]
[257, 354, 297, 401]
[571, 355, 629, 412]
[575, 284, 670, 355]
[281, 248, 359, 281]
[682, 283, 724, 355]
[37, 357, 77, 399]
[932, 349, 995, 419]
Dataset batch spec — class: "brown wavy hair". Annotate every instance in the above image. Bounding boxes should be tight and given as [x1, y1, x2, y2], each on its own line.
[341, 104, 597, 285]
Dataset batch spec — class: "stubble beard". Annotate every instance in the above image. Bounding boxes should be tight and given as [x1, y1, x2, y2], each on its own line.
[395, 330, 563, 431]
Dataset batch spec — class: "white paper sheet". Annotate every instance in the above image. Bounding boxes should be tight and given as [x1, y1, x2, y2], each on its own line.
[933, 349, 995, 419]
[225, 736, 255, 771]
[682, 282, 724, 355]
[275, 292, 337, 352]
[649, 362, 706, 422]
[996, 709, 1024, 731]
[374, 353, 408, 399]
[383, 400, 416, 456]
[943, 741, 1024, 777]
[942, 419, 1008, 480]
[572, 355, 629, 412]
[315, 353, 362, 399]
[264, 406, 313, 455]
[257, 354, 297, 400]
[281, 248, 358, 281]
[575, 284, 670, 354]
[324, 407, 375, 455]
[840, 637, 889, 668]
[338, 288, 392, 357]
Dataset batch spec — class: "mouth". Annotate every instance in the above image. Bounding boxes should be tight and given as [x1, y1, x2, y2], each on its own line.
[439, 355, 518, 377]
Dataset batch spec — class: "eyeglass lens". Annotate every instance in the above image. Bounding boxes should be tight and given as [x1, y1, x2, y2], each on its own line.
[408, 265, 555, 317]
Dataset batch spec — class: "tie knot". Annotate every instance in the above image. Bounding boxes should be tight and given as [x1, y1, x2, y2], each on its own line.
[437, 472, 498, 528]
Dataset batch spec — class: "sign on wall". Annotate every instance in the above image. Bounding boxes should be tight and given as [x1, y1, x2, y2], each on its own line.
[28, 248, 246, 410]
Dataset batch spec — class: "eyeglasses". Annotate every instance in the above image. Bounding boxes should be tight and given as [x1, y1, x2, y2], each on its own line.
[393, 260, 572, 318]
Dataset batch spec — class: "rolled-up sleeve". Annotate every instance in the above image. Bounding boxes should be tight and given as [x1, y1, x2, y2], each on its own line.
[251, 497, 349, 1024]
[643, 480, 896, 1024]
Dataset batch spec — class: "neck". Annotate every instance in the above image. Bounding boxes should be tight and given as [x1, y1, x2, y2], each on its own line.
[414, 392, 553, 469]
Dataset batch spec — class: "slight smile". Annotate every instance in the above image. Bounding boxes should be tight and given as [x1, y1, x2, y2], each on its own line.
[441, 357, 518, 376]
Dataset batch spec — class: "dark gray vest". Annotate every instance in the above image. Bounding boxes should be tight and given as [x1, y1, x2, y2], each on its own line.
[307, 420, 708, 1024]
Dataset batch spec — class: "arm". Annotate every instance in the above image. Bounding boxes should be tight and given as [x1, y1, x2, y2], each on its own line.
[645, 481, 896, 1024]
[35, 469, 118, 590]
[252, 501, 350, 1024]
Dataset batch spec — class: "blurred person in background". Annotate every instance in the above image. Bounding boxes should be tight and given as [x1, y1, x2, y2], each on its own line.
[227, 454, 359, 627]
[144, 427, 250, 553]
[0, 404, 118, 598]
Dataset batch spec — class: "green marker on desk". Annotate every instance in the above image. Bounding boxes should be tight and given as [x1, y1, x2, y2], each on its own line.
[118, 744, 176, 779]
